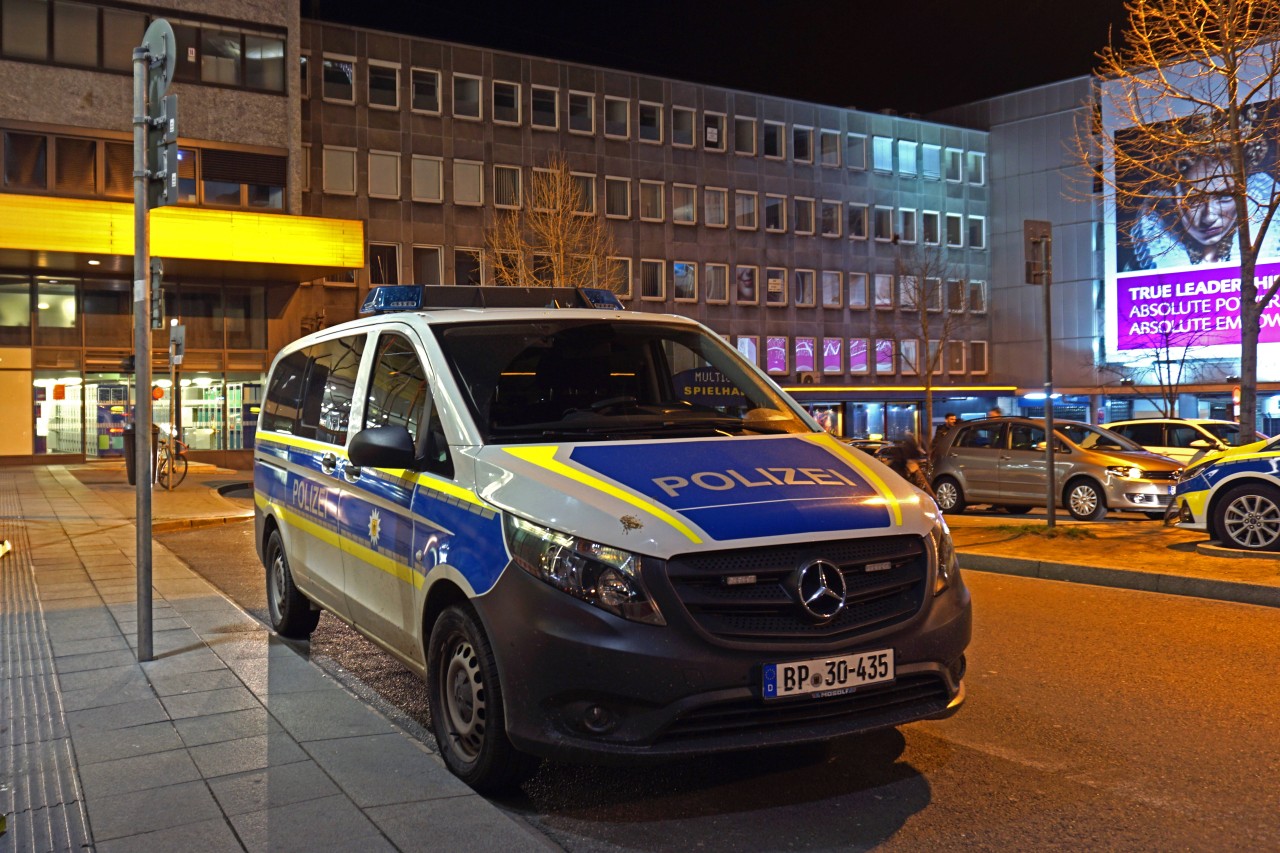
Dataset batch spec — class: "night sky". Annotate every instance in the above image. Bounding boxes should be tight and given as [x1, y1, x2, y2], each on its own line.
[307, 0, 1133, 114]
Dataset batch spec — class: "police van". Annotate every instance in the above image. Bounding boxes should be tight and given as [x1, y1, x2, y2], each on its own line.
[254, 285, 971, 792]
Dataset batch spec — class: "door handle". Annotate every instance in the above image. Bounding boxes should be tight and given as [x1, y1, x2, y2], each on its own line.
[320, 452, 337, 474]
[343, 464, 362, 483]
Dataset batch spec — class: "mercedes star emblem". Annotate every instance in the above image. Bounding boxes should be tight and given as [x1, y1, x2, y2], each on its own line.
[793, 560, 847, 622]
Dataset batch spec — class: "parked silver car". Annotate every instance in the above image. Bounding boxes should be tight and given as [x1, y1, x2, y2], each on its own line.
[931, 417, 1183, 521]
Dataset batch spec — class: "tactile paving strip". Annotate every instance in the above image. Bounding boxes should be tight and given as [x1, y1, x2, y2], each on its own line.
[0, 471, 91, 853]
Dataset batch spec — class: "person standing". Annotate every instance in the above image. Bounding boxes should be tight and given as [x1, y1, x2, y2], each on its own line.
[987, 406, 1003, 419]
[931, 412, 959, 462]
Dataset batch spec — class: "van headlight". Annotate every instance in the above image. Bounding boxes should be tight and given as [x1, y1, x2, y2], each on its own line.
[504, 514, 666, 626]
[930, 519, 958, 596]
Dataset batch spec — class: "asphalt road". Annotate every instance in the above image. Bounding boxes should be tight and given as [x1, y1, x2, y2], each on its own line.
[158, 523, 1280, 851]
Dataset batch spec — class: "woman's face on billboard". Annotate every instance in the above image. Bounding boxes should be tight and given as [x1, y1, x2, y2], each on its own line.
[1179, 159, 1236, 257]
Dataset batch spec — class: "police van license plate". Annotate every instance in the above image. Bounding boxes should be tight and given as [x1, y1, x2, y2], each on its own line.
[763, 649, 894, 699]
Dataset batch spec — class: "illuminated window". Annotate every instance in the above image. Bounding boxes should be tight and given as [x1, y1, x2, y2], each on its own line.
[897, 140, 918, 176]
[922, 144, 941, 179]
[872, 136, 893, 171]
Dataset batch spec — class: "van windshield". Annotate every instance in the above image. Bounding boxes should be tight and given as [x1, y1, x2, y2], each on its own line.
[434, 318, 812, 443]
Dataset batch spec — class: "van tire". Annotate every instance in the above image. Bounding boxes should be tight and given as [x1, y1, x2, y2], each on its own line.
[1065, 478, 1108, 521]
[265, 529, 320, 639]
[427, 604, 538, 793]
[932, 476, 966, 514]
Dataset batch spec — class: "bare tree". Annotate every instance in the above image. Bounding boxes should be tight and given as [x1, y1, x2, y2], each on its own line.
[1078, 0, 1280, 441]
[893, 243, 973, 454]
[486, 152, 625, 291]
[1097, 325, 1231, 415]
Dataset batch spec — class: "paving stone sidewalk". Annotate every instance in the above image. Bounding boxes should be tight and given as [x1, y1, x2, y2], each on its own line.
[0, 466, 551, 853]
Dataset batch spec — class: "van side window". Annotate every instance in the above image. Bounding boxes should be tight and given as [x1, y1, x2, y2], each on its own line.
[299, 336, 365, 445]
[261, 348, 310, 434]
[365, 332, 453, 476]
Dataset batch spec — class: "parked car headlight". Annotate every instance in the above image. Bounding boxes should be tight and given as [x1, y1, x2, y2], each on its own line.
[504, 514, 665, 625]
[1106, 465, 1143, 480]
[930, 519, 958, 595]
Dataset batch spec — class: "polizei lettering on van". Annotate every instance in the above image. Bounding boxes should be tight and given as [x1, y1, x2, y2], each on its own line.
[654, 467, 861, 497]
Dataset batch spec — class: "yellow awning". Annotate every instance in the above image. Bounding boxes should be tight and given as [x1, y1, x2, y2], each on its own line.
[0, 194, 364, 279]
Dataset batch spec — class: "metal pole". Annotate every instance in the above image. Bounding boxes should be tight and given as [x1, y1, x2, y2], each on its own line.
[168, 333, 175, 492]
[132, 46, 153, 662]
[1042, 235, 1056, 529]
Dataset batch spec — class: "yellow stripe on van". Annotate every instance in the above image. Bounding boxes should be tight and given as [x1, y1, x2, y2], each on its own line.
[503, 445, 703, 544]
[806, 434, 906, 527]
[255, 431, 349, 457]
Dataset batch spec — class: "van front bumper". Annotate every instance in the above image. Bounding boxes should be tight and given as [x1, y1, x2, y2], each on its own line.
[475, 562, 971, 765]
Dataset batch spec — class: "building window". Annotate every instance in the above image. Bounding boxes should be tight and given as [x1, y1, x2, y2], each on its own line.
[793, 197, 814, 235]
[848, 272, 868, 309]
[368, 151, 400, 199]
[413, 245, 442, 284]
[453, 73, 482, 119]
[735, 266, 758, 304]
[605, 176, 630, 218]
[737, 336, 759, 365]
[848, 203, 868, 240]
[968, 215, 986, 249]
[493, 80, 520, 124]
[946, 213, 963, 247]
[54, 1, 96, 66]
[845, 133, 866, 169]
[763, 121, 784, 158]
[875, 339, 895, 375]
[766, 336, 788, 374]
[571, 173, 595, 214]
[968, 280, 988, 314]
[322, 146, 356, 195]
[531, 86, 557, 129]
[922, 210, 940, 245]
[818, 130, 840, 167]
[967, 151, 986, 184]
[947, 340, 967, 374]
[764, 194, 786, 232]
[925, 277, 943, 312]
[369, 243, 400, 284]
[299, 52, 309, 98]
[899, 275, 920, 310]
[300, 144, 310, 192]
[368, 63, 399, 110]
[735, 191, 758, 230]
[819, 200, 841, 237]
[844, 339, 867, 374]
[897, 140, 917, 176]
[604, 96, 629, 138]
[821, 271, 842, 308]
[4, 132, 45, 190]
[704, 112, 726, 151]
[453, 160, 483, 206]
[823, 337, 843, 374]
[873, 206, 893, 241]
[672, 106, 695, 147]
[793, 269, 815, 307]
[411, 68, 440, 113]
[322, 55, 355, 103]
[922, 144, 941, 179]
[673, 261, 697, 301]
[411, 155, 442, 202]
[872, 136, 893, 171]
[568, 91, 594, 133]
[765, 267, 787, 306]
[609, 257, 632, 299]
[705, 263, 728, 303]
[792, 126, 813, 163]
[947, 279, 965, 312]
[639, 181, 663, 221]
[454, 248, 482, 286]
[704, 187, 727, 227]
[945, 148, 962, 181]
[494, 165, 521, 208]
[970, 341, 989, 374]
[874, 273, 893, 308]
[900, 340, 920, 375]
[639, 101, 662, 142]
[734, 116, 756, 155]
[899, 209, 917, 244]
[640, 259, 665, 300]
[673, 183, 696, 224]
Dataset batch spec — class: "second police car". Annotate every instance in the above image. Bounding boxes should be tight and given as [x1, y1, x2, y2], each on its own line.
[253, 286, 971, 792]
[1173, 433, 1280, 551]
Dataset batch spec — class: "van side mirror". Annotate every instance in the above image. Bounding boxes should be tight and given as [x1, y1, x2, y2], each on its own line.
[349, 425, 416, 470]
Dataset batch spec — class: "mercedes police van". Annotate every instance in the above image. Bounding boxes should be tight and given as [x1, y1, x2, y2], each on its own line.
[254, 285, 971, 792]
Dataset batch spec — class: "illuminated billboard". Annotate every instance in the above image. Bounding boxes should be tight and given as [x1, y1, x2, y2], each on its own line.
[1102, 90, 1280, 368]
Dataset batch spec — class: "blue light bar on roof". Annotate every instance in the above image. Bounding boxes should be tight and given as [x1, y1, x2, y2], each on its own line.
[360, 285, 423, 314]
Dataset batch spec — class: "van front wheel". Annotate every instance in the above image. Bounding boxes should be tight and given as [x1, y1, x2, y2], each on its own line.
[427, 605, 538, 794]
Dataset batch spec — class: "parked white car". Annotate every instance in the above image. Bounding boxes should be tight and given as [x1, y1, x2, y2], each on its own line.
[1102, 418, 1266, 465]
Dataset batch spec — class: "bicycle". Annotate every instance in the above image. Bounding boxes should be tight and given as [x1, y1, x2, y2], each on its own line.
[157, 431, 189, 489]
